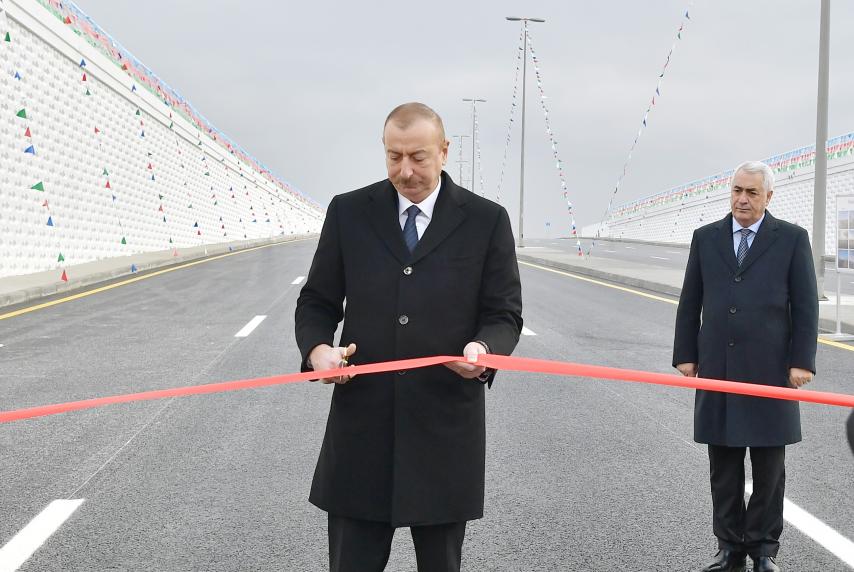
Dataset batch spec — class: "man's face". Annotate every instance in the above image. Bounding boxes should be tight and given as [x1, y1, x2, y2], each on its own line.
[730, 170, 773, 227]
[383, 119, 449, 203]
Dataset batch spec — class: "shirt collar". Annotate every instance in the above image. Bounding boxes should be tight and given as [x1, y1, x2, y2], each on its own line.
[397, 177, 442, 220]
[732, 212, 766, 235]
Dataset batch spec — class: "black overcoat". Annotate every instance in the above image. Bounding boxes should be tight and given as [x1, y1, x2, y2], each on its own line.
[673, 212, 818, 447]
[295, 172, 522, 526]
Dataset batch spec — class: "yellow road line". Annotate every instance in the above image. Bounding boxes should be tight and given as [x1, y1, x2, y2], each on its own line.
[519, 261, 679, 305]
[520, 260, 854, 353]
[0, 239, 312, 321]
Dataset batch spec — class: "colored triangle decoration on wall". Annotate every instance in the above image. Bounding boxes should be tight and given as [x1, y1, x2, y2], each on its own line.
[31, 182, 45, 191]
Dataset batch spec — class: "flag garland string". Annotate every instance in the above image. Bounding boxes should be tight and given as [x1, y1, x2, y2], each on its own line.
[525, 30, 581, 255]
[473, 103, 486, 197]
[495, 27, 524, 204]
[589, 5, 693, 255]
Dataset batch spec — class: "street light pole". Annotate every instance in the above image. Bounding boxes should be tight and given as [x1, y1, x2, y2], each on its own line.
[813, 0, 831, 299]
[462, 98, 486, 194]
[506, 16, 544, 248]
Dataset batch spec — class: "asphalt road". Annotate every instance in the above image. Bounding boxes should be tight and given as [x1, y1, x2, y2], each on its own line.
[525, 237, 854, 297]
[1, 239, 852, 571]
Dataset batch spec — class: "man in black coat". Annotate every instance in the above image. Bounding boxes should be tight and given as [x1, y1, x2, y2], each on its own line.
[295, 102, 522, 572]
[673, 161, 818, 572]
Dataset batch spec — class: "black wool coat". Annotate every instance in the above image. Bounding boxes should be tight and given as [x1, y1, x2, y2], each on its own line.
[295, 171, 523, 526]
[673, 212, 818, 447]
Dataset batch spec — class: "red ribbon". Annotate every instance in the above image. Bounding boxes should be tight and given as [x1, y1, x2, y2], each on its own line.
[0, 355, 851, 424]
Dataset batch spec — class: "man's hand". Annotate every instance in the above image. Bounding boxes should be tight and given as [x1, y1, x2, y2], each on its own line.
[789, 367, 813, 389]
[676, 362, 698, 377]
[308, 343, 357, 384]
[444, 341, 488, 380]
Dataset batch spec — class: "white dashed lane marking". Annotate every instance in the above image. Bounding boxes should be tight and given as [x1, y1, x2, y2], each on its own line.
[0, 499, 85, 572]
[521, 326, 537, 336]
[291, 276, 305, 285]
[745, 482, 854, 568]
[234, 315, 267, 338]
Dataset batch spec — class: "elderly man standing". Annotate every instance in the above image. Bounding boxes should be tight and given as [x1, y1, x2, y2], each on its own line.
[673, 161, 818, 572]
[295, 102, 522, 572]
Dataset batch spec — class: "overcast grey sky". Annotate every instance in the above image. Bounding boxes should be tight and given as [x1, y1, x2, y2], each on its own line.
[73, 0, 854, 238]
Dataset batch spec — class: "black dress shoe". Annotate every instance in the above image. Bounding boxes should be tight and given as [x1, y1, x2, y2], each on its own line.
[700, 549, 746, 572]
[752, 556, 781, 572]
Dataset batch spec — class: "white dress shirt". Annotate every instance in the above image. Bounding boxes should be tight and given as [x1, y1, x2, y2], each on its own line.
[732, 212, 765, 256]
[397, 178, 441, 239]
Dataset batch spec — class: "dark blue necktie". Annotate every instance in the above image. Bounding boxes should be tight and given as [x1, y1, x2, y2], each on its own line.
[736, 228, 752, 266]
[403, 205, 420, 253]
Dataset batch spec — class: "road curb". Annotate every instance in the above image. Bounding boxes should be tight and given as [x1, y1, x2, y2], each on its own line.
[0, 235, 317, 310]
[517, 254, 854, 334]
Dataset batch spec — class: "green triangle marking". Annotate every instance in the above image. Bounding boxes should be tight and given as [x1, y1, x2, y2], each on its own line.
[16, 109, 27, 119]
[31, 182, 45, 191]
[58, 253, 65, 262]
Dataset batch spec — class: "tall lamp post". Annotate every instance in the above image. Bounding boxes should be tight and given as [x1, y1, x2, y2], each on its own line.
[813, 0, 831, 299]
[506, 16, 544, 248]
[462, 98, 486, 194]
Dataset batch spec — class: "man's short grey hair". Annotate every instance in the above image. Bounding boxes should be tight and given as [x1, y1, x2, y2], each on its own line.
[732, 161, 775, 193]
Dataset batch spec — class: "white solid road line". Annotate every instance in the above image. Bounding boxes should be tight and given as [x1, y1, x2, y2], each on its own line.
[666, 251, 683, 255]
[745, 483, 854, 568]
[291, 276, 305, 285]
[0, 499, 85, 572]
[650, 256, 670, 260]
[234, 315, 267, 338]
[521, 326, 537, 336]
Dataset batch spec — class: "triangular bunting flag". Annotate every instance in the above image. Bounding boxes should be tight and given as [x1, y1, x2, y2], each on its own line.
[135, 109, 140, 116]
[16, 108, 27, 119]
[63, 15, 72, 24]
[60, 270, 68, 282]
[122, 63, 129, 71]
[131, 85, 137, 92]
[105, 180, 111, 189]
[47, 216, 54, 226]
[4, 32, 11, 42]
[131, 264, 138, 272]
[95, 127, 101, 134]
[80, 59, 86, 67]
[197, 230, 201, 236]
[24, 145, 35, 154]
[193, 222, 199, 227]
[158, 194, 163, 199]
[58, 253, 65, 262]
[151, 175, 155, 181]
[85, 88, 91, 96]
[42, 200, 48, 207]
[82, 73, 87, 81]
[24, 127, 31, 137]
[102, 168, 108, 175]
[121, 237, 127, 245]
[14, 71, 21, 80]
[31, 182, 45, 191]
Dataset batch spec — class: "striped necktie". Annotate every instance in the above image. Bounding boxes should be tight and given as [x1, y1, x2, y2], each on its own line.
[736, 228, 752, 266]
[403, 205, 421, 253]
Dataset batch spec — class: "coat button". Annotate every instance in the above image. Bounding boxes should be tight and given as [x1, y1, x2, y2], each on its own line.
[734, 276, 742, 283]
[729, 307, 737, 314]
[403, 266, 413, 276]
[398, 315, 409, 325]
[728, 340, 735, 347]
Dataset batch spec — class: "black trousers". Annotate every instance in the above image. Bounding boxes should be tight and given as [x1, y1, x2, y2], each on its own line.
[328, 514, 467, 572]
[708, 445, 786, 558]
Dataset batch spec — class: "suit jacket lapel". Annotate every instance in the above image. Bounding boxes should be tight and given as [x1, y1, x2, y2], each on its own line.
[714, 214, 739, 273]
[736, 211, 779, 275]
[411, 172, 467, 264]
[366, 181, 410, 264]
